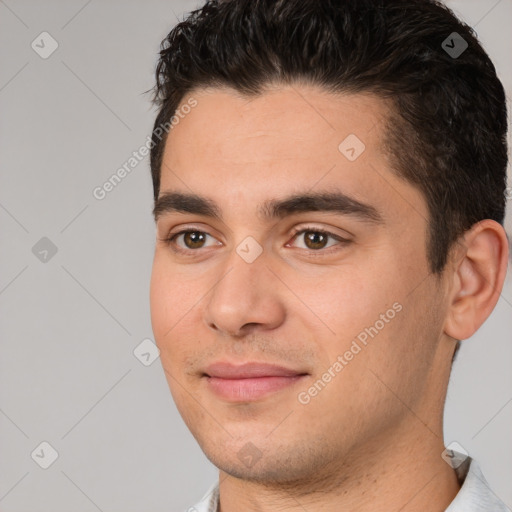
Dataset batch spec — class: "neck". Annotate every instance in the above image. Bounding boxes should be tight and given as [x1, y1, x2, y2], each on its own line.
[217, 419, 460, 512]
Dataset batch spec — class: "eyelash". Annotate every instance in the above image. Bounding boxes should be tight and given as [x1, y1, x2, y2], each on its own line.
[160, 226, 350, 256]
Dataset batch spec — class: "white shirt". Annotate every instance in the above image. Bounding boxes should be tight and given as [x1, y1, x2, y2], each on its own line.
[186, 455, 510, 511]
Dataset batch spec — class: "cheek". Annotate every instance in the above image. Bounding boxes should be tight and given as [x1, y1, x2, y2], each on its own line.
[149, 256, 218, 384]
[294, 269, 393, 342]
[149, 256, 199, 343]
[339, 275, 443, 405]
[149, 259, 171, 340]
[295, 262, 421, 386]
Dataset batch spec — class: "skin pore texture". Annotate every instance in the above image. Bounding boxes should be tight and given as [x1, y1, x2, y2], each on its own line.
[149, 85, 508, 511]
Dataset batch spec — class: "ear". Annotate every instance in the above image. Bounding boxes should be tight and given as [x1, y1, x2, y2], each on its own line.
[444, 219, 509, 341]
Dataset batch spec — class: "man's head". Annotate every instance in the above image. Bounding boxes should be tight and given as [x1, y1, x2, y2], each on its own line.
[150, 0, 508, 275]
[148, 0, 508, 490]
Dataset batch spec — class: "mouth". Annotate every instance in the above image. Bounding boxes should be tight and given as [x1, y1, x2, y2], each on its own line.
[202, 361, 309, 402]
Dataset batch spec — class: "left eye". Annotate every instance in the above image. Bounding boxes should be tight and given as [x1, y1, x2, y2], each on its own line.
[289, 229, 345, 250]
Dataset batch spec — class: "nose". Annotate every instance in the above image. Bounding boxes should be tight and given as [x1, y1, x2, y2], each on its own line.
[203, 247, 286, 337]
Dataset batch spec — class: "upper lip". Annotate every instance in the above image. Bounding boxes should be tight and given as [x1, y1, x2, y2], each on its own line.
[203, 361, 307, 379]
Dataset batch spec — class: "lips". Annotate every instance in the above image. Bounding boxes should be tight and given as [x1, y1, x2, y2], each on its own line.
[202, 361, 308, 401]
[203, 361, 306, 379]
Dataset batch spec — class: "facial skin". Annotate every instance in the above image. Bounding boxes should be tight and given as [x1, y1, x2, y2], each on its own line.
[150, 85, 508, 511]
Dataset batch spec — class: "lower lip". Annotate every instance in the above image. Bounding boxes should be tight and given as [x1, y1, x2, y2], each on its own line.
[205, 375, 307, 401]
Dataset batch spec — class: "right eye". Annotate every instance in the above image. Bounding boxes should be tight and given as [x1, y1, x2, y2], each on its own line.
[162, 230, 222, 253]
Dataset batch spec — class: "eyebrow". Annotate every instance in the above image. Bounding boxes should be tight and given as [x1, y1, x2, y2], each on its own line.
[152, 190, 384, 224]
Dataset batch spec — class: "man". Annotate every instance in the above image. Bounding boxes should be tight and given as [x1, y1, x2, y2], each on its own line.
[148, 0, 510, 510]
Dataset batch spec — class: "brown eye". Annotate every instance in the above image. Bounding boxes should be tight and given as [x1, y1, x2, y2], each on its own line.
[289, 227, 349, 252]
[163, 228, 222, 254]
[183, 231, 207, 249]
[303, 231, 328, 249]
[166, 229, 222, 253]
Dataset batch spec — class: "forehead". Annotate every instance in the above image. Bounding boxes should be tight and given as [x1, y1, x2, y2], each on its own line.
[159, 85, 427, 226]
[165, 85, 387, 167]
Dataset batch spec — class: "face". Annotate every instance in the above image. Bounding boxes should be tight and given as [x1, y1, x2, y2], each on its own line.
[150, 85, 452, 486]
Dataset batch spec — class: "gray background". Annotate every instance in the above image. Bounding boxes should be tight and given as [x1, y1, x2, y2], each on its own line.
[0, 0, 511, 511]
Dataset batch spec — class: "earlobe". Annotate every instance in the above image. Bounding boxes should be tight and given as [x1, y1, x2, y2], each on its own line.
[444, 220, 509, 341]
